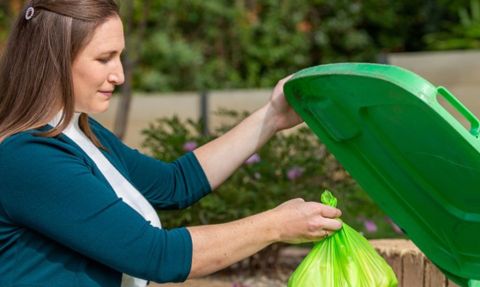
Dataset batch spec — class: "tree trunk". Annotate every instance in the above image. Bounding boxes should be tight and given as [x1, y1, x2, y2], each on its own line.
[113, 0, 149, 140]
[114, 56, 133, 140]
[113, 0, 134, 139]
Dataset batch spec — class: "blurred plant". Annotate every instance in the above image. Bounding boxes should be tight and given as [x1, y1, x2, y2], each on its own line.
[127, 0, 473, 92]
[424, 0, 480, 50]
[142, 109, 405, 270]
[133, 0, 379, 92]
[2, 1, 474, 92]
[114, 0, 153, 140]
[0, 2, 12, 48]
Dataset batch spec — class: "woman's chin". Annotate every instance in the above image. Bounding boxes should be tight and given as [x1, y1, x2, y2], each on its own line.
[77, 103, 110, 114]
[92, 105, 110, 114]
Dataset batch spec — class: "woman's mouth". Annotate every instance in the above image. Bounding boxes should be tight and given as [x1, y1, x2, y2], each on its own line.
[99, 91, 113, 98]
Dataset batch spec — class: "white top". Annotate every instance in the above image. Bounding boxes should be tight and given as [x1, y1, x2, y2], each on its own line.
[49, 112, 160, 287]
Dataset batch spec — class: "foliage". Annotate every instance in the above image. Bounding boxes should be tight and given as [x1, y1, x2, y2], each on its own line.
[129, 0, 475, 92]
[141, 110, 405, 240]
[134, 0, 377, 92]
[0, 3, 10, 47]
[425, 0, 480, 50]
[1, 0, 476, 91]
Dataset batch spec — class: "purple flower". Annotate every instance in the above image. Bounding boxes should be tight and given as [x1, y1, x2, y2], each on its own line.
[386, 217, 403, 234]
[245, 153, 261, 165]
[287, 166, 304, 181]
[363, 219, 378, 233]
[183, 141, 197, 152]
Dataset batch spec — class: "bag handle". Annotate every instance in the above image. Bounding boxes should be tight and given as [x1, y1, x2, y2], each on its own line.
[437, 86, 480, 137]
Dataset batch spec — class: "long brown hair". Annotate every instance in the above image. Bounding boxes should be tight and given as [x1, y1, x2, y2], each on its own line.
[0, 0, 119, 147]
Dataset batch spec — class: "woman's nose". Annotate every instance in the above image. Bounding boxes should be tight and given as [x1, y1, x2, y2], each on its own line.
[108, 61, 125, 85]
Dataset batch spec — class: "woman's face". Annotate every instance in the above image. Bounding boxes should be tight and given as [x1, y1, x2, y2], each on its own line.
[72, 16, 125, 114]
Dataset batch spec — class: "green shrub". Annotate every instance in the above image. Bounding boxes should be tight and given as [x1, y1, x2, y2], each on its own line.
[2, 1, 474, 92]
[132, 0, 381, 92]
[128, 0, 472, 92]
[141, 110, 405, 240]
[424, 0, 480, 50]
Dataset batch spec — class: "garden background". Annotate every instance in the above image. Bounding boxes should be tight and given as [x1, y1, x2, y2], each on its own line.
[1, 0, 480, 284]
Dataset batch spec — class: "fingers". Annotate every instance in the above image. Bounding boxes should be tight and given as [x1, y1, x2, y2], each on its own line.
[272, 198, 345, 244]
[317, 204, 343, 231]
[321, 218, 343, 231]
[272, 75, 294, 95]
[303, 201, 341, 218]
[310, 228, 337, 241]
[309, 203, 343, 231]
[308, 216, 342, 232]
[279, 74, 294, 84]
[312, 229, 329, 240]
[320, 205, 342, 218]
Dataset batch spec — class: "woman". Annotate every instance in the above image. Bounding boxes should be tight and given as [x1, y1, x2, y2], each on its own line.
[0, 1, 343, 286]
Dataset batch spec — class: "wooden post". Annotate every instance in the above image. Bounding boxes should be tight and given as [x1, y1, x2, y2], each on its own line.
[385, 253, 403, 286]
[371, 239, 456, 287]
[424, 259, 447, 287]
[402, 252, 425, 287]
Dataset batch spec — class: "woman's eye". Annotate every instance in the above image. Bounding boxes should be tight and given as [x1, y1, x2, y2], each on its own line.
[98, 58, 111, 64]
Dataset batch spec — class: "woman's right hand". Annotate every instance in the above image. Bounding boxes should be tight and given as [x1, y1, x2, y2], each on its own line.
[187, 197, 342, 278]
[269, 198, 343, 244]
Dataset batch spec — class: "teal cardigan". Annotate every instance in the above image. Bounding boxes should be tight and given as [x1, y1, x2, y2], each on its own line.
[0, 118, 211, 286]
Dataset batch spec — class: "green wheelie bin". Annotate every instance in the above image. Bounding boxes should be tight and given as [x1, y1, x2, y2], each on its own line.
[284, 63, 480, 287]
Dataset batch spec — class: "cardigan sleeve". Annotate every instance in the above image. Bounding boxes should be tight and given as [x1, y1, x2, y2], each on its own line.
[0, 134, 192, 283]
[90, 119, 212, 210]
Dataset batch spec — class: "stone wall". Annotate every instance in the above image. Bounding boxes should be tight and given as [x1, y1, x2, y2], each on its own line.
[92, 90, 271, 151]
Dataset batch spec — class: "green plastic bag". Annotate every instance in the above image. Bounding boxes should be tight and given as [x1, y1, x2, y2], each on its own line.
[288, 191, 398, 287]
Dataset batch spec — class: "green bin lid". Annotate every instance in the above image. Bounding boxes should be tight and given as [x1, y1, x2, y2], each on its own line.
[284, 63, 480, 286]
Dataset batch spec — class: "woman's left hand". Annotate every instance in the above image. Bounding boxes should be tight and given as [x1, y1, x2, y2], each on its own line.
[194, 74, 304, 189]
[267, 75, 303, 132]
